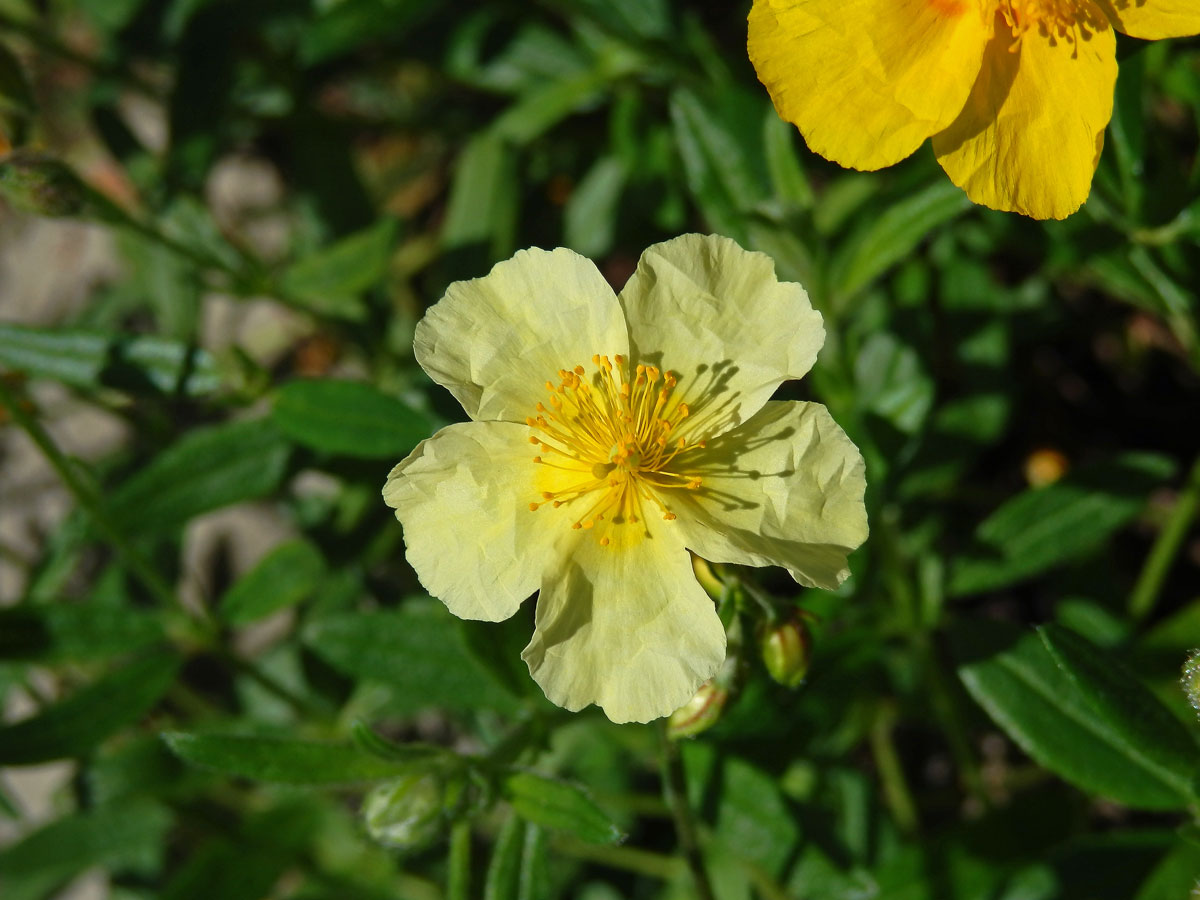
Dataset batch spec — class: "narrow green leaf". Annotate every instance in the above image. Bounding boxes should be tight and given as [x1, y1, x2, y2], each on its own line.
[1133, 839, 1200, 900]
[0, 603, 163, 662]
[303, 600, 522, 714]
[0, 323, 221, 395]
[219, 539, 326, 626]
[442, 132, 518, 261]
[854, 332, 934, 435]
[762, 110, 813, 211]
[107, 418, 291, 536]
[492, 69, 608, 145]
[162, 732, 413, 784]
[958, 627, 1192, 810]
[517, 823, 548, 900]
[503, 771, 622, 845]
[950, 453, 1176, 596]
[0, 799, 171, 883]
[828, 180, 970, 301]
[350, 720, 444, 764]
[564, 156, 626, 258]
[1039, 625, 1197, 803]
[271, 379, 431, 460]
[484, 815, 525, 900]
[0, 651, 179, 765]
[280, 218, 399, 320]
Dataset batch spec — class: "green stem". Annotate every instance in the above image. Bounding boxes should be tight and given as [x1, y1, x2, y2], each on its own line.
[1130, 453, 1200, 622]
[448, 820, 471, 900]
[0, 378, 179, 610]
[869, 704, 919, 835]
[658, 723, 716, 900]
[552, 835, 685, 881]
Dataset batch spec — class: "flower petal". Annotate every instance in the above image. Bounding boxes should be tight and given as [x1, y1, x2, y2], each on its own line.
[415, 248, 629, 423]
[617, 234, 824, 440]
[522, 524, 726, 724]
[748, 0, 991, 170]
[383, 421, 569, 622]
[672, 401, 868, 590]
[932, 7, 1116, 220]
[1095, 0, 1200, 39]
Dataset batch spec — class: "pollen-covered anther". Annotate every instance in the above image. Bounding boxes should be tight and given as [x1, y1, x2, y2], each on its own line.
[524, 355, 709, 544]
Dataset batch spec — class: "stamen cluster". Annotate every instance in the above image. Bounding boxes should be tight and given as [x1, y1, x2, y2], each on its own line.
[526, 354, 706, 545]
[997, 0, 1106, 46]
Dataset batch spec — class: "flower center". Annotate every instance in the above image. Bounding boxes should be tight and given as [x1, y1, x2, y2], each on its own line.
[526, 354, 706, 546]
[995, 0, 1106, 47]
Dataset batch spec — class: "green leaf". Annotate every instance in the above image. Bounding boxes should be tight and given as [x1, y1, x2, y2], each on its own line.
[502, 771, 622, 844]
[219, 539, 326, 626]
[669, 87, 766, 243]
[1039, 625, 1198, 802]
[828, 180, 971, 301]
[0, 799, 171, 886]
[162, 732, 415, 784]
[0, 323, 221, 395]
[0, 603, 163, 662]
[0, 651, 179, 765]
[279, 218, 399, 320]
[762, 110, 812, 211]
[492, 69, 609, 145]
[107, 418, 291, 536]
[303, 599, 522, 714]
[271, 379, 431, 460]
[564, 155, 626, 258]
[854, 332, 934, 436]
[957, 626, 1193, 810]
[442, 132, 518, 262]
[1134, 839, 1200, 900]
[950, 453, 1176, 596]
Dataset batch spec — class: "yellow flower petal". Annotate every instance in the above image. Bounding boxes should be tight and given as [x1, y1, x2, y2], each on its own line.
[932, 6, 1117, 220]
[415, 248, 628, 424]
[383, 422, 571, 622]
[522, 523, 726, 724]
[748, 0, 991, 170]
[673, 402, 868, 590]
[1095, 0, 1200, 38]
[617, 234, 823, 439]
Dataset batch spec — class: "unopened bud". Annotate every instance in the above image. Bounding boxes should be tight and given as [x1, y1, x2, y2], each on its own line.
[667, 679, 728, 739]
[759, 617, 812, 689]
[0, 152, 90, 217]
[1182, 650, 1200, 715]
[362, 770, 450, 851]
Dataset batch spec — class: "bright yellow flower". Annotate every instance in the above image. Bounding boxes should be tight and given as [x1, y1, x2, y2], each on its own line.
[383, 235, 868, 723]
[749, 0, 1200, 220]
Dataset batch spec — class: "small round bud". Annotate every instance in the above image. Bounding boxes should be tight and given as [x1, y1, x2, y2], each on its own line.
[1182, 649, 1200, 715]
[362, 771, 448, 851]
[759, 617, 812, 689]
[667, 679, 728, 740]
[0, 152, 89, 217]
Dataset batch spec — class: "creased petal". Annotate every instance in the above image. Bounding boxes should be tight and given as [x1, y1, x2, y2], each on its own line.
[617, 234, 823, 441]
[932, 7, 1117, 220]
[522, 523, 726, 724]
[748, 0, 991, 170]
[1095, 0, 1200, 39]
[672, 401, 868, 590]
[383, 422, 570, 622]
[415, 248, 629, 423]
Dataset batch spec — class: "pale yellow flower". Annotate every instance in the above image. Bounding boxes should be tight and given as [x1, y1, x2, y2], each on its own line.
[383, 235, 867, 723]
[749, 0, 1200, 220]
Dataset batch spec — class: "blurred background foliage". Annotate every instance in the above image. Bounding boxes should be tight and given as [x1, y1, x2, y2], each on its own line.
[1, 1, 1200, 898]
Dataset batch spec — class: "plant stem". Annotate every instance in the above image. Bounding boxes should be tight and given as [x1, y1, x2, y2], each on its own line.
[552, 835, 685, 881]
[448, 820, 471, 900]
[1129, 453, 1200, 622]
[658, 723, 716, 900]
[869, 704, 919, 835]
[0, 378, 178, 610]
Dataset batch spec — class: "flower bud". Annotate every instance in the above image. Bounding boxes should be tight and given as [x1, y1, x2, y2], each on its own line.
[667, 679, 728, 739]
[0, 152, 89, 217]
[362, 770, 451, 851]
[1182, 649, 1200, 715]
[759, 617, 812, 689]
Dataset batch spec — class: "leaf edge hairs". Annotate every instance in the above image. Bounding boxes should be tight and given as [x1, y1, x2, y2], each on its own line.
[383, 234, 868, 724]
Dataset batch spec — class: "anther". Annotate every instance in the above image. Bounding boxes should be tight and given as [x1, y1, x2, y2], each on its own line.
[528, 502, 539, 511]
[600, 536, 611, 547]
